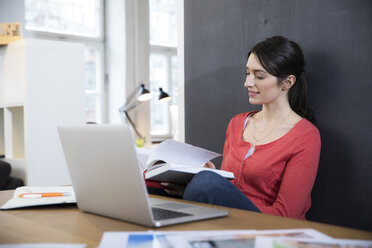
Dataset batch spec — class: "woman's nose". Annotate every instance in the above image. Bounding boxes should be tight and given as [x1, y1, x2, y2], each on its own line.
[244, 75, 254, 87]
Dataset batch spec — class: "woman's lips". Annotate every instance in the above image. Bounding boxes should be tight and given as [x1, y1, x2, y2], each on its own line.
[249, 91, 259, 96]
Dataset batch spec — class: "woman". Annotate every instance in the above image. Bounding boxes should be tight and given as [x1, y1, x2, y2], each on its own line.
[161, 36, 321, 220]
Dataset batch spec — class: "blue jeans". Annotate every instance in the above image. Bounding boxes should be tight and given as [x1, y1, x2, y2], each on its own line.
[183, 171, 261, 212]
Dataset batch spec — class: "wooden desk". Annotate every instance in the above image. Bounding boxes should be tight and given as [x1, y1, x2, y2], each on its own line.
[0, 190, 371, 247]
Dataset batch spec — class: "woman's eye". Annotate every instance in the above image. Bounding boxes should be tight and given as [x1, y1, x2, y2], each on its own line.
[246, 72, 250, 76]
[256, 75, 265, 80]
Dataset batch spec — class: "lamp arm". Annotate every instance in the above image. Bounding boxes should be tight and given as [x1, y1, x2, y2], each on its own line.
[118, 100, 142, 113]
[124, 111, 144, 140]
[120, 85, 141, 108]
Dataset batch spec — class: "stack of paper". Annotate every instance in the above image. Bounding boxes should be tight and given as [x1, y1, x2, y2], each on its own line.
[0, 186, 76, 210]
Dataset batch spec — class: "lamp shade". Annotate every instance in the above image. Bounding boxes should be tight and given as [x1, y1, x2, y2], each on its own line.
[137, 84, 153, 102]
[158, 87, 171, 102]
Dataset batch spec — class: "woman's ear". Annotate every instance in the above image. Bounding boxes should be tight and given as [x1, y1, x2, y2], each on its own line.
[281, 75, 296, 91]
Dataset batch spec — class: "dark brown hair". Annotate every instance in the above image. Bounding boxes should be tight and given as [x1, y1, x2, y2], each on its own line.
[249, 36, 315, 123]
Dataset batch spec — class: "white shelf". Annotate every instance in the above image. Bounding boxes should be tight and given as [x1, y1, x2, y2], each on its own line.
[0, 35, 23, 45]
[0, 38, 86, 186]
[5, 102, 24, 108]
[0, 108, 4, 156]
[0, 48, 4, 108]
[4, 106, 24, 159]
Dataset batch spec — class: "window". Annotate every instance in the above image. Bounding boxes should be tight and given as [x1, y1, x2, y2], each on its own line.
[25, 0, 105, 124]
[149, 0, 178, 137]
[25, 0, 102, 38]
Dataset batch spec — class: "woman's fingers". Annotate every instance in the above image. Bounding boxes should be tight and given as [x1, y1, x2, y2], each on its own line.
[163, 188, 183, 196]
[160, 182, 169, 187]
[204, 161, 216, 169]
[160, 182, 186, 196]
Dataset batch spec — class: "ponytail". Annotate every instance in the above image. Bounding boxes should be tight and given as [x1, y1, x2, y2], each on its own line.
[288, 74, 315, 123]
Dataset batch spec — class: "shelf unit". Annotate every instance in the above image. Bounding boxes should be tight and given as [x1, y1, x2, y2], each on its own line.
[0, 38, 86, 186]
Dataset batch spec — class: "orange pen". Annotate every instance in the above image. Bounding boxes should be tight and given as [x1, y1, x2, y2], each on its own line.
[19, 192, 71, 198]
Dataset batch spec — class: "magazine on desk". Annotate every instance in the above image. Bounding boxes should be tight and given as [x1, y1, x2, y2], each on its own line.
[140, 139, 235, 184]
[98, 229, 334, 248]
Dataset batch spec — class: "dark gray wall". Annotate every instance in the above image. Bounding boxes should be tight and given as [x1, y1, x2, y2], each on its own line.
[184, 0, 372, 230]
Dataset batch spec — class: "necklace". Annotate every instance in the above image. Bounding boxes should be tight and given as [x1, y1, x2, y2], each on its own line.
[253, 112, 274, 134]
[252, 110, 293, 143]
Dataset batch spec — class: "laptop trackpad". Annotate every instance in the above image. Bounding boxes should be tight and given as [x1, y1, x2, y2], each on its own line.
[153, 201, 193, 210]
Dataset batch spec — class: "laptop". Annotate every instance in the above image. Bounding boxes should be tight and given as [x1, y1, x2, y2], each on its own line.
[57, 124, 228, 227]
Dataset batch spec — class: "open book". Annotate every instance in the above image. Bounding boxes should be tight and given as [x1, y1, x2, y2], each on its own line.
[143, 139, 235, 184]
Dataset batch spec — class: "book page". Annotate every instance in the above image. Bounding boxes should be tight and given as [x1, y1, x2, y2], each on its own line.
[146, 139, 221, 168]
[136, 147, 152, 172]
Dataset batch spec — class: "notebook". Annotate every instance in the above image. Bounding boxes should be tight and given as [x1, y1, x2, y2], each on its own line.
[57, 124, 228, 227]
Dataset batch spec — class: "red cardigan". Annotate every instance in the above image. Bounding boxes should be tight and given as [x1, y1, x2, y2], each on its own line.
[221, 112, 321, 219]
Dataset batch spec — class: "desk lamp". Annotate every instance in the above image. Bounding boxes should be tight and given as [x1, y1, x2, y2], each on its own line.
[158, 87, 171, 102]
[118, 84, 171, 143]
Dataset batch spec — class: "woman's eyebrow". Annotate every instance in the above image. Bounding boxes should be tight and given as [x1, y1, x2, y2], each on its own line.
[246, 67, 268, 74]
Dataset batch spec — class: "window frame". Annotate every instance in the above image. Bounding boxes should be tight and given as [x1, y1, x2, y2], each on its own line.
[149, 44, 177, 139]
[148, 0, 178, 140]
[83, 41, 106, 123]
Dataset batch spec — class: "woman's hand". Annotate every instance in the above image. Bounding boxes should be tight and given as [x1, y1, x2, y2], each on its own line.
[160, 182, 186, 197]
[204, 161, 216, 169]
[160, 161, 216, 196]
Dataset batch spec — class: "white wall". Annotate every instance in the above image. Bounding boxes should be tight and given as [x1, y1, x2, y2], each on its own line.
[106, 0, 151, 144]
[177, 0, 185, 142]
[126, 0, 151, 143]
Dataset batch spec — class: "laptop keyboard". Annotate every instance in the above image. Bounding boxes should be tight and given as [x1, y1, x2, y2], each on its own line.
[152, 207, 192, 221]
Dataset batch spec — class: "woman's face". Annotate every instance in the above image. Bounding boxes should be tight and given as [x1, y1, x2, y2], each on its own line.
[244, 53, 285, 106]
